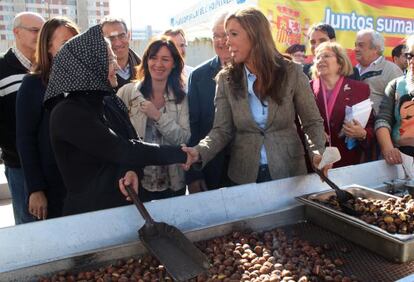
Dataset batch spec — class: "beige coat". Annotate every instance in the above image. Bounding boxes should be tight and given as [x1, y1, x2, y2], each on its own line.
[117, 82, 190, 191]
[196, 61, 326, 184]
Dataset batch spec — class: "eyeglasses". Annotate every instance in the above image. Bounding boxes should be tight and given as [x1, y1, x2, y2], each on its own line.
[17, 26, 40, 33]
[314, 53, 336, 61]
[213, 33, 227, 41]
[404, 52, 414, 61]
[106, 32, 128, 42]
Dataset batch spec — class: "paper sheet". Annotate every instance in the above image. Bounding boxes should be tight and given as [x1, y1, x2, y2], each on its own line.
[344, 98, 373, 127]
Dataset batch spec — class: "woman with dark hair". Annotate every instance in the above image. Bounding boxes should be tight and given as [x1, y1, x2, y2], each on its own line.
[117, 37, 190, 201]
[16, 17, 79, 220]
[43, 25, 188, 215]
[183, 7, 328, 185]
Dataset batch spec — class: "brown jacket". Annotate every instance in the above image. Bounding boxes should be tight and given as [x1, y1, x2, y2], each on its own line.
[196, 61, 325, 184]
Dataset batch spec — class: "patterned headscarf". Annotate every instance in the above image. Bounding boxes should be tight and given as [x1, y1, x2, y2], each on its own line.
[44, 24, 113, 103]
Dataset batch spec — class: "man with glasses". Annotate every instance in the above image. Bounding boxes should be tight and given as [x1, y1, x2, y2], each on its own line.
[186, 12, 232, 193]
[101, 17, 141, 91]
[0, 12, 44, 224]
[354, 29, 403, 114]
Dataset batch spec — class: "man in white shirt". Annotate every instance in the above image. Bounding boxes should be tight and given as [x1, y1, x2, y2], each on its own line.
[354, 29, 403, 114]
[163, 28, 194, 81]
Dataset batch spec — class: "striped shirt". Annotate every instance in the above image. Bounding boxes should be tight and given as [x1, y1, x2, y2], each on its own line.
[0, 48, 30, 98]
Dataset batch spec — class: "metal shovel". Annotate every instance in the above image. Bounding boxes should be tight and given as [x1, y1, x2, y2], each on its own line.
[125, 186, 210, 281]
[314, 169, 361, 216]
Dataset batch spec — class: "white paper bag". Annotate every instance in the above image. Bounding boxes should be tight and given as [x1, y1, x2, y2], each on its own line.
[318, 146, 341, 169]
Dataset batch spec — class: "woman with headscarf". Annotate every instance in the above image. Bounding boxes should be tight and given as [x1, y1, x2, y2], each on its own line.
[16, 17, 79, 220]
[117, 37, 189, 201]
[376, 35, 414, 164]
[43, 25, 187, 216]
[182, 7, 328, 184]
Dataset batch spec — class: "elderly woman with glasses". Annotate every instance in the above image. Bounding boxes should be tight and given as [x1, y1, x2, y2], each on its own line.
[310, 41, 374, 168]
[376, 35, 414, 164]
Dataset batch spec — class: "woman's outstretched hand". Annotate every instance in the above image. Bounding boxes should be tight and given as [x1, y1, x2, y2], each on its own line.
[181, 145, 200, 171]
[119, 170, 139, 201]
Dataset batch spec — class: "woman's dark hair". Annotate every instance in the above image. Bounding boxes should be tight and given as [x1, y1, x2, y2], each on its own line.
[33, 17, 79, 85]
[224, 7, 287, 105]
[285, 44, 306, 55]
[134, 36, 185, 104]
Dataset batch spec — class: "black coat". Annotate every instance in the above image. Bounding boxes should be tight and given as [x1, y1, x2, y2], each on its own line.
[0, 48, 28, 167]
[49, 91, 186, 215]
[16, 75, 65, 217]
[186, 56, 230, 189]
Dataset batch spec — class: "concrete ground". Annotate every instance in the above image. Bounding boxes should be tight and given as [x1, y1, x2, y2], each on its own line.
[0, 164, 14, 228]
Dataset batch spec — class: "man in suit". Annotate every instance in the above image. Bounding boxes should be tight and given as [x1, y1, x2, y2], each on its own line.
[101, 17, 141, 91]
[0, 12, 44, 224]
[186, 12, 232, 193]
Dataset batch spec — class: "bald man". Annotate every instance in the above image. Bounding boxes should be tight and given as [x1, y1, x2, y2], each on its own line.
[0, 12, 45, 224]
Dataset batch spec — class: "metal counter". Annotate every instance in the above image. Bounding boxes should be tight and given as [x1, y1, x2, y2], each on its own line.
[0, 160, 407, 281]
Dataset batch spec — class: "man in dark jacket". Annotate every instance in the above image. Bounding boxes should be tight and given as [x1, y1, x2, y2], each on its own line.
[101, 17, 141, 91]
[0, 12, 44, 224]
[186, 12, 232, 193]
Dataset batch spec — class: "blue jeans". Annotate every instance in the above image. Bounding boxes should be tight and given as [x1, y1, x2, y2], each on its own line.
[4, 166, 34, 224]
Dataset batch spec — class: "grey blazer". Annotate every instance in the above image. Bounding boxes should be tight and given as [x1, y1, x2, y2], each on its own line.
[195, 61, 326, 184]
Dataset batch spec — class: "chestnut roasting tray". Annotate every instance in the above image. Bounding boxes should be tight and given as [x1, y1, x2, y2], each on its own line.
[296, 185, 414, 263]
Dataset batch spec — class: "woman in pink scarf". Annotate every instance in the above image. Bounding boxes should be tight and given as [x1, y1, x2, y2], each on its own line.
[311, 42, 375, 168]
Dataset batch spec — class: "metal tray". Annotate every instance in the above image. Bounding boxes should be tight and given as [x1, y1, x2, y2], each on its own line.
[296, 185, 414, 262]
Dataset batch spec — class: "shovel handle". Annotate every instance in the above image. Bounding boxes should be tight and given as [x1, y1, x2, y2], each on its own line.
[125, 185, 155, 225]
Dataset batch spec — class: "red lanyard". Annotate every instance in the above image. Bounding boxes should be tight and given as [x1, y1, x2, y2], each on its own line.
[319, 76, 344, 146]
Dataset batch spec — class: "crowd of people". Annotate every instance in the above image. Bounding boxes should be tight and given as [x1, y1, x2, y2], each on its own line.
[1, 7, 413, 224]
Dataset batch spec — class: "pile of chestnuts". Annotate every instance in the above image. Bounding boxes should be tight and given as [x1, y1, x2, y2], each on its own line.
[39, 227, 357, 282]
[318, 194, 414, 235]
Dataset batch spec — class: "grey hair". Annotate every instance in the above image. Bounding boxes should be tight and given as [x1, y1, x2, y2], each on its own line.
[13, 12, 44, 29]
[100, 16, 128, 32]
[357, 28, 384, 55]
[211, 10, 229, 31]
[407, 34, 414, 51]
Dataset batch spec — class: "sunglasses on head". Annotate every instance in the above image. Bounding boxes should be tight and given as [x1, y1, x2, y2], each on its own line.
[404, 52, 414, 60]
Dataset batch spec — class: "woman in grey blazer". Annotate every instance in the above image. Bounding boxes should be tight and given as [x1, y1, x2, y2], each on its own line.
[183, 7, 328, 185]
